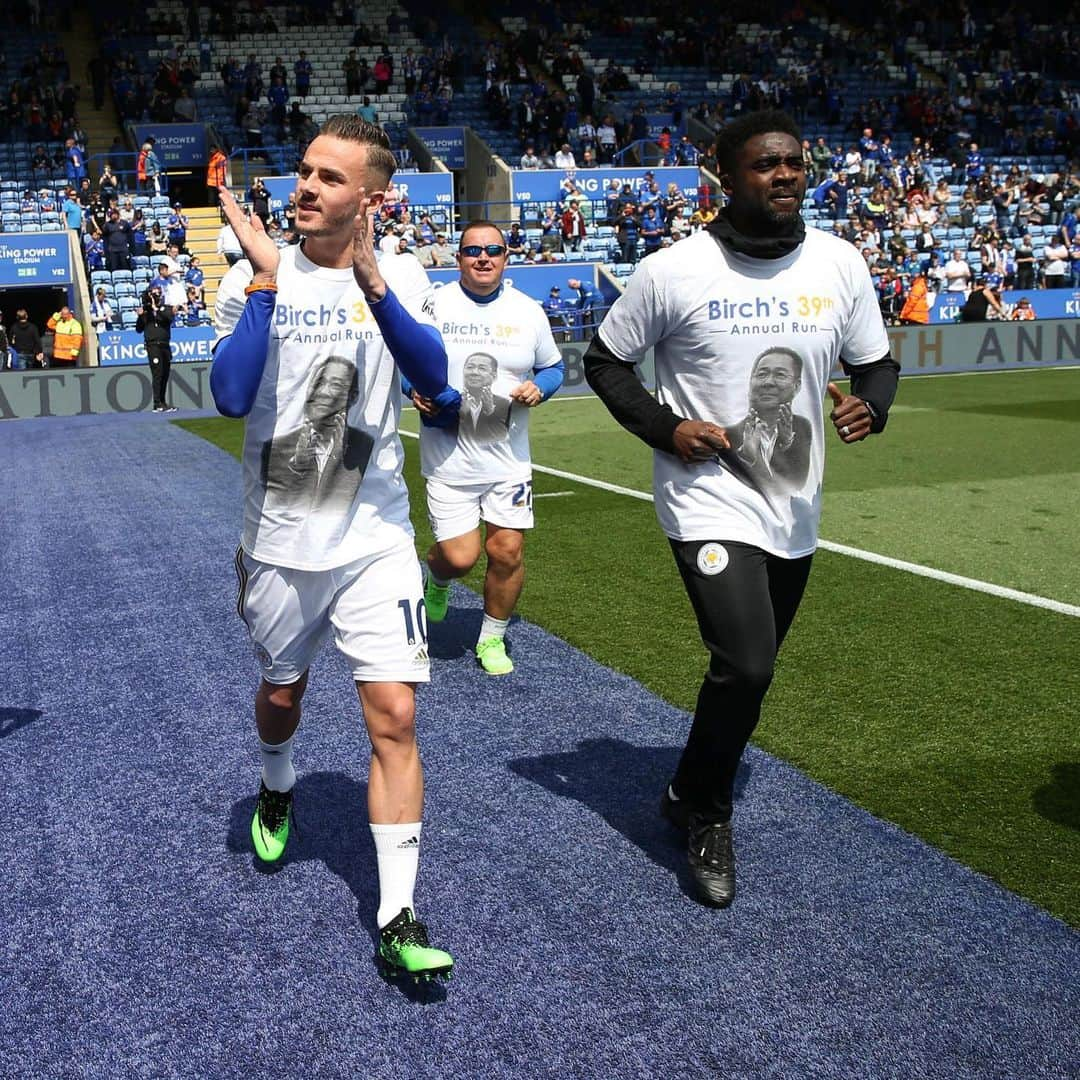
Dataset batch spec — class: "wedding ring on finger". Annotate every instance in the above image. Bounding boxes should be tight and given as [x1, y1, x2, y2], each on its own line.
[841, 425, 851, 436]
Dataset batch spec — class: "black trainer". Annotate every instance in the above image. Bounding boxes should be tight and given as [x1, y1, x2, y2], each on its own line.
[660, 787, 691, 831]
[687, 814, 736, 908]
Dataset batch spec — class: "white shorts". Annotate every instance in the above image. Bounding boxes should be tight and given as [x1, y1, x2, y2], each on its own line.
[425, 476, 534, 541]
[234, 541, 430, 685]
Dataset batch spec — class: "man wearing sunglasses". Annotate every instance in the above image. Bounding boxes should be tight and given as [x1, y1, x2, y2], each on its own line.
[406, 221, 565, 676]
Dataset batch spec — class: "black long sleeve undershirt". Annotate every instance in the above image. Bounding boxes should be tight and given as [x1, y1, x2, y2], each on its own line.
[841, 355, 900, 432]
[583, 334, 686, 453]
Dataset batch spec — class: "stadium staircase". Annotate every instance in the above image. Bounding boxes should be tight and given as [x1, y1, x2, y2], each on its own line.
[184, 207, 229, 312]
[59, 11, 124, 181]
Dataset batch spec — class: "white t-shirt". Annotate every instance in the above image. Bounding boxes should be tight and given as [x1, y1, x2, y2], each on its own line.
[217, 225, 241, 256]
[1043, 243, 1069, 278]
[944, 257, 971, 291]
[214, 243, 438, 570]
[420, 282, 562, 484]
[598, 228, 889, 558]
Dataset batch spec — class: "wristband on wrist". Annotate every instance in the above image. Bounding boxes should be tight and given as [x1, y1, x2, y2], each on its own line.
[244, 282, 278, 295]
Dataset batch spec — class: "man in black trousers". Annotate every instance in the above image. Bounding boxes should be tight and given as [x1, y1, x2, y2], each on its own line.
[584, 109, 899, 908]
[136, 285, 176, 413]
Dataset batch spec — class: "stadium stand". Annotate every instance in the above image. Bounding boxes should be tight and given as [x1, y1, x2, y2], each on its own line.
[1, 0, 1077, 355]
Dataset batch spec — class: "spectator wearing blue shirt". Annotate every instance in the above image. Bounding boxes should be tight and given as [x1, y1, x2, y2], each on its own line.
[268, 76, 289, 139]
[84, 229, 105, 271]
[858, 128, 878, 183]
[567, 276, 600, 336]
[65, 138, 88, 186]
[184, 256, 205, 299]
[543, 285, 571, 341]
[640, 205, 663, 257]
[675, 135, 700, 166]
[294, 52, 313, 98]
[877, 135, 896, 183]
[62, 189, 83, 232]
[812, 175, 847, 221]
[167, 203, 189, 252]
[966, 142, 986, 183]
[616, 203, 640, 264]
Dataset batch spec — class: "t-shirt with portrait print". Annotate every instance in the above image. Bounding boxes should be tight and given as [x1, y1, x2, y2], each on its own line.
[421, 282, 562, 485]
[598, 227, 889, 558]
[214, 243, 438, 571]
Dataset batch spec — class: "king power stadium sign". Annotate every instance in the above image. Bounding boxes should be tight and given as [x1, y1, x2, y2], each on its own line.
[0, 232, 72, 286]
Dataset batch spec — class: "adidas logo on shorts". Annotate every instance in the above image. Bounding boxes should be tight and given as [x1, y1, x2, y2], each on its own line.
[413, 646, 429, 664]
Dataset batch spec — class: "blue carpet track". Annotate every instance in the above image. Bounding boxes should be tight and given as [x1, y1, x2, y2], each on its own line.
[0, 412, 1077, 1080]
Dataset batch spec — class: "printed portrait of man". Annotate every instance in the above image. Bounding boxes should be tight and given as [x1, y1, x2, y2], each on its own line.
[727, 347, 811, 494]
[458, 352, 511, 443]
[260, 355, 374, 512]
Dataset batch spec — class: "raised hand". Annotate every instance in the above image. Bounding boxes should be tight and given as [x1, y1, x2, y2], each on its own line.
[218, 186, 279, 281]
[352, 188, 387, 302]
[827, 382, 872, 443]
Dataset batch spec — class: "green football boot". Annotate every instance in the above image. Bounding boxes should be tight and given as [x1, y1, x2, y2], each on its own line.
[424, 576, 451, 623]
[251, 780, 293, 862]
[475, 635, 514, 676]
[378, 908, 454, 983]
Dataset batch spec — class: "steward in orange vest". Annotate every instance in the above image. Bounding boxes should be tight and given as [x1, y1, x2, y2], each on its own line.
[899, 275, 930, 325]
[47, 307, 84, 365]
[209, 147, 231, 194]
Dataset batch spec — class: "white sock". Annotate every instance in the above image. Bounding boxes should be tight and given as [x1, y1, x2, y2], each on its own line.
[479, 613, 510, 643]
[259, 734, 296, 793]
[371, 822, 422, 929]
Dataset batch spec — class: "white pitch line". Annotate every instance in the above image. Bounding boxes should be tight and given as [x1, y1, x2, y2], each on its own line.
[399, 430, 1080, 618]
[534, 491, 575, 498]
[527, 463, 1080, 619]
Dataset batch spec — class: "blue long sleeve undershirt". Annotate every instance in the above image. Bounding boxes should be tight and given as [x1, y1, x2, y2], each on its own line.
[532, 359, 565, 401]
[210, 288, 273, 418]
[210, 284, 448, 418]
[367, 285, 447, 399]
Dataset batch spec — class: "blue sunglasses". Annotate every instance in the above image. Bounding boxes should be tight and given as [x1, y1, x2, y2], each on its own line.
[459, 244, 507, 257]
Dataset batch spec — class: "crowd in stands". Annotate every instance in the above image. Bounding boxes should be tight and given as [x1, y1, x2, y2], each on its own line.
[3, 0, 1080, 343]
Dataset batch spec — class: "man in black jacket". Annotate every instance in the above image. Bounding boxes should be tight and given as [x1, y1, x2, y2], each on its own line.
[9, 310, 44, 370]
[136, 286, 176, 412]
[103, 209, 133, 272]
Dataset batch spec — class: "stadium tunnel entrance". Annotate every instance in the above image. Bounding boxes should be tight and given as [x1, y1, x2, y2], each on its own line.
[0, 285, 71, 337]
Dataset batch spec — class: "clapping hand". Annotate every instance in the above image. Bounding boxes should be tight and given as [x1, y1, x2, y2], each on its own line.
[218, 186, 279, 282]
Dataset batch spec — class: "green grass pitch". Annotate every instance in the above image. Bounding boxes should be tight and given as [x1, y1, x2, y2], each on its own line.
[179, 366, 1080, 926]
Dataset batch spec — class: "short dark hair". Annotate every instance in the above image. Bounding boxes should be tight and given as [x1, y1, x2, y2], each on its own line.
[715, 110, 802, 175]
[317, 114, 396, 185]
[458, 219, 504, 248]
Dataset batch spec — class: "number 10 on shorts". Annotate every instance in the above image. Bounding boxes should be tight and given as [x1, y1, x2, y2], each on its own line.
[398, 598, 428, 645]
